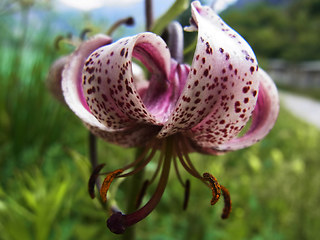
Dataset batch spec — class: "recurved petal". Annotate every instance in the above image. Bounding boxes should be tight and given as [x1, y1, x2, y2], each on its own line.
[82, 32, 172, 129]
[200, 69, 279, 152]
[62, 34, 112, 131]
[47, 55, 70, 103]
[158, 1, 259, 138]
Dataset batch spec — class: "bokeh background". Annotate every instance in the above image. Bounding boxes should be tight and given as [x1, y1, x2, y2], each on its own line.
[1, 0, 320, 239]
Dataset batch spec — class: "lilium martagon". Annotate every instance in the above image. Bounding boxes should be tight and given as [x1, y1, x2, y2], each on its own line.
[48, 1, 279, 234]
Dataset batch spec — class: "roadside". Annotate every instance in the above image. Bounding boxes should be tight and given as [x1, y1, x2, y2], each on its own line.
[280, 91, 320, 129]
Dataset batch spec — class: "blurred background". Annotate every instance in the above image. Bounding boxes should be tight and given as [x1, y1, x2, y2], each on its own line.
[1, 0, 320, 239]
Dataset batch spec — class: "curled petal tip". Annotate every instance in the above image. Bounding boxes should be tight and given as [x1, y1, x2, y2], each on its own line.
[61, 34, 112, 131]
[47, 55, 69, 103]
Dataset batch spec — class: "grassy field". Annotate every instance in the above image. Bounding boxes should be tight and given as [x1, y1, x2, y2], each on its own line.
[1, 9, 320, 240]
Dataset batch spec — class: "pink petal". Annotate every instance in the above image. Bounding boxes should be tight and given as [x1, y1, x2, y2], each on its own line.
[82, 32, 173, 129]
[47, 55, 70, 103]
[159, 1, 260, 138]
[210, 69, 279, 151]
[62, 34, 112, 131]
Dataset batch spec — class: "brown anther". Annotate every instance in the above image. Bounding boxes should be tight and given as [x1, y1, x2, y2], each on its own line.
[220, 185, 232, 219]
[183, 179, 190, 210]
[203, 172, 221, 205]
[88, 163, 105, 199]
[100, 169, 124, 203]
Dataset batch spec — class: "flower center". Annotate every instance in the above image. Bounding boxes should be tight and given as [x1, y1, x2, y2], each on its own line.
[88, 135, 231, 234]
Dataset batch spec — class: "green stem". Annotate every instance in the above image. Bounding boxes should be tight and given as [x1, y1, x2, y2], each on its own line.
[122, 148, 145, 240]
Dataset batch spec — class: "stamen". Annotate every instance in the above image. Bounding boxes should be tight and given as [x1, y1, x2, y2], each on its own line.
[202, 172, 221, 206]
[106, 138, 173, 234]
[175, 141, 202, 179]
[183, 179, 190, 210]
[88, 163, 105, 199]
[180, 137, 204, 180]
[173, 156, 185, 187]
[117, 146, 157, 178]
[135, 180, 149, 209]
[100, 169, 124, 203]
[220, 185, 232, 219]
[148, 149, 164, 185]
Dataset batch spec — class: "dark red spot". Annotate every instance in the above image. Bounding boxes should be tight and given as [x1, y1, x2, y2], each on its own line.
[203, 69, 209, 77]
[182, 96, 191, 102]
[250, 66, 255, 74]
[206, 42, 213, 54]
[252, 90, 257, 97]
[88, 75, 95, 84]
[86, 67, 95, 74]
[120, 48, 125, 56]
[244, 97, 249, 103]
[243, 86, 250, 93]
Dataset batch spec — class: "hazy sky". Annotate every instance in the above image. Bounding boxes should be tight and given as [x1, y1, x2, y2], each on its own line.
[56, 0, 237, 13]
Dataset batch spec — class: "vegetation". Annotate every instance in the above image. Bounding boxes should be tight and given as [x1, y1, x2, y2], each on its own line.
[222, 0, 320, 61]
[1, 0, 320, 239]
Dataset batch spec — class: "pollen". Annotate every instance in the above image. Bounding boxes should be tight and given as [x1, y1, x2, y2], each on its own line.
[100, 169, 124, 203]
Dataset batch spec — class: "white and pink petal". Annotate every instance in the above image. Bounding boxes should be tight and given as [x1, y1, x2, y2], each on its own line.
[158, 1, 259, 138]
[62, 34, 113, 131]
[82, 32, 174, 128]
[209, 69, 279, 151]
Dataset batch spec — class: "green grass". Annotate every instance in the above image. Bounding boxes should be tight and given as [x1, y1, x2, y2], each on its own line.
[1, 11, 320, 240]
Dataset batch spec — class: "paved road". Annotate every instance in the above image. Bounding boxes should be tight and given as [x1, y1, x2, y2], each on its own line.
[280, 91, 320, 129]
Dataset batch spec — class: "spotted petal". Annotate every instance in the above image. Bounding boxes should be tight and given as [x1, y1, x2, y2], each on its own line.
[82, 32, 174, 129]
[159, 1, 259, 138]
[211, 69, 279, 151]
[62, 34, 112, 131]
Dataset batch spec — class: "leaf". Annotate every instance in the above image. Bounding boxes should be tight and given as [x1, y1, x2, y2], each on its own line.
[151, 0, 189, 35]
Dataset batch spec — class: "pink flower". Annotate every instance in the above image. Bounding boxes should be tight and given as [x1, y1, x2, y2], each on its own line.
[57, 1, 279, 234]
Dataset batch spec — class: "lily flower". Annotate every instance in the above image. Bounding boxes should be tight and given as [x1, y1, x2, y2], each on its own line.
[59, 1, 279, 234]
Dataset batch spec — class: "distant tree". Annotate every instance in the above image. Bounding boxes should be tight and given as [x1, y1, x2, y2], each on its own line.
[222, 0, 320, 61]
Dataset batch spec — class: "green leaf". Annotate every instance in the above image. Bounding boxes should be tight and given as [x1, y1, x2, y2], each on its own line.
[151, 0, 189, 35]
